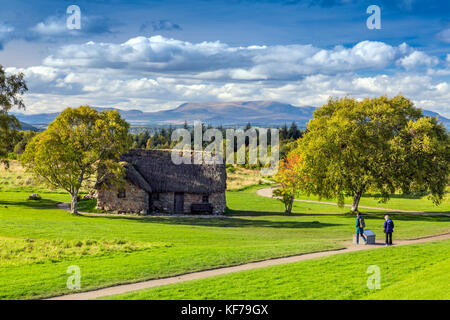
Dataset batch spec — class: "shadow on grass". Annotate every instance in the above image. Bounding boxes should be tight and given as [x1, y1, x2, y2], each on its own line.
[0, 198, 63, 210]
[342, 212, 450, 222]
[227, 209, 450, 221]
[226, 208, 344, 217]
[80, 213, 341, 229]
[364, 191, 431, 200]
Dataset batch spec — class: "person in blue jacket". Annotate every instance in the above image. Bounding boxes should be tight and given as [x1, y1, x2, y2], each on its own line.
[355, 211, 367, 244]
[384, 215, 394, 246]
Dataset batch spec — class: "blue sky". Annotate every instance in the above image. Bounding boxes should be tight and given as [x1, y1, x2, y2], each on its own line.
[0, 0, 449, 116]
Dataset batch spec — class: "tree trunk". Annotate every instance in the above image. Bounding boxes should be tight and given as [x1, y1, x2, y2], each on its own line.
[351, 191, 362, 212]
[287, 190, 295, 214]
[71, 193, 79, 214]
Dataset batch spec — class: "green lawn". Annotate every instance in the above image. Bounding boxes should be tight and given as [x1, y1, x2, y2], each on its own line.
[0, 186, 448, 299]
[108, 239, 450, 300]
[293, 187, 450, 213]
[228, 185, 450, 215]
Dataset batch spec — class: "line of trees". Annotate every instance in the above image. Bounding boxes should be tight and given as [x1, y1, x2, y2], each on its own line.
[131, 121, 303, 155]
[7, 116, 304, 164]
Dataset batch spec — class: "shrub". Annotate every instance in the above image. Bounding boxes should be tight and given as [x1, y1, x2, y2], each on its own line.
[7, 152, 17, 160]
[28, 194, 41, 201]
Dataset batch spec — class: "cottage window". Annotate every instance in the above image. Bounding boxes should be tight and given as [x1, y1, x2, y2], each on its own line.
[117, 188, 126, 199]
[202, 195, 209, 203]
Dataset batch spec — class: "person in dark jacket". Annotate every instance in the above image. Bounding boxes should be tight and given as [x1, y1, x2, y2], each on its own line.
[355, 211, 367, 244]
[384, 215, 394, 246]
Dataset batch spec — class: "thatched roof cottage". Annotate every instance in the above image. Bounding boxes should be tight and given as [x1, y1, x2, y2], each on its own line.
[96, 149, 227, 215]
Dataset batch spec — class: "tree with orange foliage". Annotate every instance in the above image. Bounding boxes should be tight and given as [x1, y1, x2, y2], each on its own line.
[273, 149, 307, 214]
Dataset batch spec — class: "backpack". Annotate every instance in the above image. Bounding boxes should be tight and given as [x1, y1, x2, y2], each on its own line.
[359, 217, 366, 228]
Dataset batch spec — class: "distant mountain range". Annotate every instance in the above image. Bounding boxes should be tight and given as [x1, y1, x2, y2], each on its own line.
[13, 101, 450, 130]
[18, 121, 40, 131]
[422, 110, 450, 129]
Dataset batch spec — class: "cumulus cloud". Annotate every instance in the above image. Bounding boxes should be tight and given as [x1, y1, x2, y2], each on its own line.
[29, 15, 114, 40]
[31, 17, 68, 36]
[41, 36, 442, 80]
[397, 51, 439, 69]
[8, 65, 450, 117]
[6, 35, 450, 118]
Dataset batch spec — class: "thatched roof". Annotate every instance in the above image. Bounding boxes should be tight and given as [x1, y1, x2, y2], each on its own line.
[124, 163, 152, 193]
[121, 149, 226, 194]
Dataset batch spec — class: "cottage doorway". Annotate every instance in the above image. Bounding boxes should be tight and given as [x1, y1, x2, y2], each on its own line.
[174, 192, 184, 214]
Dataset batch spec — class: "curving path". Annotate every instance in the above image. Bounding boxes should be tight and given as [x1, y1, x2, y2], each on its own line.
[256, 187, 450, 215]
[46, 232, 450, 300]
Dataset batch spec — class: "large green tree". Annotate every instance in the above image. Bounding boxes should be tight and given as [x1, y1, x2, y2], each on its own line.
[22, 106, 131, 214]
[299, 95, 449, 211]
[0, 65, 28, 166]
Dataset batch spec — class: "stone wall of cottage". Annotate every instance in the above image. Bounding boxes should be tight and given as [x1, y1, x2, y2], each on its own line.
[151, 192, 174, 213]
[209, 192, 227, 214]
[97, 182, 149, 214]
[152, 191, 226, 214]
[97, 184, 227, 215]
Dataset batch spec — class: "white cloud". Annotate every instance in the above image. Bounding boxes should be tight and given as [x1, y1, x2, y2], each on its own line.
[41, 36, 443, 80]
[9, 65, 450, 117]
[6, 35, 450, 118]
[397, 51, 439, 70]
[29, 15, 114, 40]
[31, 17, 68, 36]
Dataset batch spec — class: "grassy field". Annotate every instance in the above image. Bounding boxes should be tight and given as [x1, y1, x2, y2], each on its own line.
[226, 166, 269, 190]
[0, 160, 95, 193]
[107, 239, 450, 300]
[0, 162, 449, 299]
[294, 188, 450, 213]
[0, 161, 39, 192]
[0, 188, 449, 299]
[228, 185, 450, 215]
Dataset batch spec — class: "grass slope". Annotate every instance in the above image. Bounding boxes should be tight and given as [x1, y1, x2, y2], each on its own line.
[108, 240, 450, 300]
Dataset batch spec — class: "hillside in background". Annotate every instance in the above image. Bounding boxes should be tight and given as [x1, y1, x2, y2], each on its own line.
[12, 101, 450, 130]
[18, 122, 39, 131]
